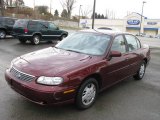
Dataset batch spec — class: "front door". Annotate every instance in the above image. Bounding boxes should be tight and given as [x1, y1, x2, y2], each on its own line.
[48, 23, 61, 40]
[39, 22, 50, 40]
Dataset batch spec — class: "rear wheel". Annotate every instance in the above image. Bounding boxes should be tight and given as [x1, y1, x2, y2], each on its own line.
[75, 78, 99, 109]
[19, 38, 27, 44]
[0, 30, 6, 39]
[31, 35, 41, 45]
[134, 61, 146, 80]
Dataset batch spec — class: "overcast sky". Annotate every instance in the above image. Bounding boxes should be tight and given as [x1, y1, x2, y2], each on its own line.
[23, 0, 160, 19]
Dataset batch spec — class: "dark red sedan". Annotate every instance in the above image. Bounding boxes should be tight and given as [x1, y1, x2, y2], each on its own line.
[5, 29, 150, 109]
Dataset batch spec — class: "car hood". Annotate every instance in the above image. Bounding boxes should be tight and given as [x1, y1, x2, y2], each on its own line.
[13, 47, 92, 76]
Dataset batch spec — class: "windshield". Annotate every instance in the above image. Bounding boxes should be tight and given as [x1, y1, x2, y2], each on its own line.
[56, 32, 111, 55]
[14, 19, 28, 28]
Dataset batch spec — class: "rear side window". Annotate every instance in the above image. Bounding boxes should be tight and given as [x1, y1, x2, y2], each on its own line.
[5, 18, 15, 25]
[0, 18, 4, 24]
[14, 19, 28, 28]
[28, 21, 37, 30]
[40, 22, 48, 29]
[125, 35, 141, 51]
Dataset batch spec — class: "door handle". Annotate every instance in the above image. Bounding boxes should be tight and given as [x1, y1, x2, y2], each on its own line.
[125, 57, 129, 61]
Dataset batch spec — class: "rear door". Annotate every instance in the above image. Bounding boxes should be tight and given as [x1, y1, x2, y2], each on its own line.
[124, 34, 143, 74]
[101, 35, 131, 86]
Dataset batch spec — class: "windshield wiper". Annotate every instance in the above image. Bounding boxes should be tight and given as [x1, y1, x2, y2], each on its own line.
[65, 49, 82, 53]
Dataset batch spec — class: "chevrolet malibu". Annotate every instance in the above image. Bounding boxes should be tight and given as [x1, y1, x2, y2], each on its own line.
[5, 30, 150, 109]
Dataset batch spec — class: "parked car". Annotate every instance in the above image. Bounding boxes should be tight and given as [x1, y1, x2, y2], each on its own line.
[155, 34, 160, 39]
[12, 19, 68, 45]
[5, 29, 150, 109]
[97, 27, 120, 31]
[0, 17, 17, 39]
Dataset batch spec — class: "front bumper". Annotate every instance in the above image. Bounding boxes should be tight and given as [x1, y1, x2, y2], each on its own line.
[5, 69, 76, 105]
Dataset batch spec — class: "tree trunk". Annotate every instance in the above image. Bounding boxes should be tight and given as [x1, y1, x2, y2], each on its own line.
[0, 0, 4, 16]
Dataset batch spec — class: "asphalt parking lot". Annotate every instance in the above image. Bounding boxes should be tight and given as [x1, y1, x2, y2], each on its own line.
[0, 37, 160, 120]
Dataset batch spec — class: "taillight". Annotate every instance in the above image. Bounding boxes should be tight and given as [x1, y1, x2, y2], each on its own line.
[24, 28, 28, 33]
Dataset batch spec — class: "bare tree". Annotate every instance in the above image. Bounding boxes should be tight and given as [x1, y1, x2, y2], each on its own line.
[82, 6, 92, 18]
[0, 0, 5, 16]
[60, 0, 76, 19]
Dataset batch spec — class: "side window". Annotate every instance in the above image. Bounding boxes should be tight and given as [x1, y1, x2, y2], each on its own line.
[28, 21, 37, 30]
[49, 23, 57, 30]
[6, 18, 15, 25]
[0, 18, 3, 24]
[40, 22, 48, 29]
[125, 35, 140, 51]
[111, 35, 126, 53]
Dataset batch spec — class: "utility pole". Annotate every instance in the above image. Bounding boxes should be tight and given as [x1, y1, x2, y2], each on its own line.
[92, 0, 96, 29]
[139, 1, 146, 35]
[78, 5, 82, 27]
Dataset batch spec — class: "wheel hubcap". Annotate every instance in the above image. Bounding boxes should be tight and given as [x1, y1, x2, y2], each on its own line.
[82, 83, 96, 106]
[0, 32, 5, 38]
[139, 64, 145, 78]
[34, 36, 40, 44]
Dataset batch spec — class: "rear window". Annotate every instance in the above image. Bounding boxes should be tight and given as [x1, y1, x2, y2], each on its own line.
[14, 19, 28, 28]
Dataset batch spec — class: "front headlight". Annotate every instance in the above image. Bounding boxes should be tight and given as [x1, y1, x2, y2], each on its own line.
[37, 76, 63, 85]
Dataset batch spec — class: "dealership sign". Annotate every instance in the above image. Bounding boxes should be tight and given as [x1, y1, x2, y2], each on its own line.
[147, 22, 157, 25]
[127, 20, 140, 25]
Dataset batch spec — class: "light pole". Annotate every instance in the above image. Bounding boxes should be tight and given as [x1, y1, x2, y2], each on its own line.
[50, 0, 52, 14]
[139, 1, 146, 35]
[78, 5, 82, 27]
[33, 0, 35, 19]
[92, 0, 96, 29]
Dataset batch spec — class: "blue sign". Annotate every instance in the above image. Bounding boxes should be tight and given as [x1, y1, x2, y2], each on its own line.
[127, 20, 140, 25]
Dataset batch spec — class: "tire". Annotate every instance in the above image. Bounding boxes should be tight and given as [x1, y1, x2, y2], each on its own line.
[134, 61, 146, 80]
[19, 38, 26, 44]
[0, 30, 6, 39]
[59, 34, 66, 41]
[31, 35, 41, 45]
[75, 78, 99, 109]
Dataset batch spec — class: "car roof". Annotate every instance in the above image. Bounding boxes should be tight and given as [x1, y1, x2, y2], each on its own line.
[80, 29, 130, 36]
[0, 17, 17, 20]
[17, 19, 47, 22]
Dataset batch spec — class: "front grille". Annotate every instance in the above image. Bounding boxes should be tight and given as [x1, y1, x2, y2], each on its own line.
[10, 67, 35, 82]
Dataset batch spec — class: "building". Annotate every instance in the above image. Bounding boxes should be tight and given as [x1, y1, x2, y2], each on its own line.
[80, 12, 160, 36]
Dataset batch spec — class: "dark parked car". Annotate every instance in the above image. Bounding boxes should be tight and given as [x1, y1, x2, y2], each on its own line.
[5, 30, 150, 109]
[0, 17, 17, 39]
[12, 19, 68, 45]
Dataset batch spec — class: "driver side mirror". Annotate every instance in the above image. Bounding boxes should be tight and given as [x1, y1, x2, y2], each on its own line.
[56, 27, 59, 30]
[110, 51, 122, 57]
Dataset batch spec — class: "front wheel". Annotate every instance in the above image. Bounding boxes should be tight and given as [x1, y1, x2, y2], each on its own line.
[59, 34, 67, 41]
[134, 61, 146, 80]
[0, 30, 6, 39]
[75, 78, 99, 109]
[31, 35, 41, 45]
